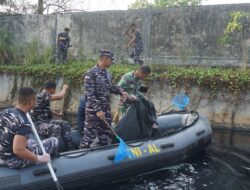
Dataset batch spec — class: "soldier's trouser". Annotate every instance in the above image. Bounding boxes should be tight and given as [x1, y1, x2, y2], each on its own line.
[57, 47, 68, 64]
[129, 48, 143, 64]
[79, 110, 113, 149]
[36, 120, 72, 142]
[5, 137, 58, 169]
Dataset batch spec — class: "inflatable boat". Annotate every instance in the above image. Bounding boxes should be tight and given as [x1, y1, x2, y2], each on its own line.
[0, 111, 212, 190]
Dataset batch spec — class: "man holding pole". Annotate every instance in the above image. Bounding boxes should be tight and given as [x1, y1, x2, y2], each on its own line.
[30, 80, 72, 146]
[0, 87, 58, 169]
[125, 23, 144, 65]
[80, 50, 129, 149]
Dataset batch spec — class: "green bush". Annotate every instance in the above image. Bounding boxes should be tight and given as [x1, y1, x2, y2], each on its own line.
[0, 62, 249, 98]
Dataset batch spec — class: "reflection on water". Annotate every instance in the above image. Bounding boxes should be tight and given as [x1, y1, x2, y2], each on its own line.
[212, 126, 250, 153]
[101, 151, 250, 190]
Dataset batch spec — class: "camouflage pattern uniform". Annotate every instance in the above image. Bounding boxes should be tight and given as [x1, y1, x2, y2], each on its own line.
[118, 71, 144, 115]
[129, 31, 143, 65]
[30, 91, 72, 143]
[0, 108, 58, 169]
[57, 32, 70, 64]
[80, 65, 123, 149]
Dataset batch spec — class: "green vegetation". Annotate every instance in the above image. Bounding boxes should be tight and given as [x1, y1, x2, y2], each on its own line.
[0, 61, 249, 98]
[0, 30, 54, 65]
[129, 0, 201, 9]
[219, 11, 250, 44]
[0, 29, 15, 64]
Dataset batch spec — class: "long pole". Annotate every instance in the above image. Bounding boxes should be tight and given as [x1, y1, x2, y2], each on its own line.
[26, 113, 64, 190]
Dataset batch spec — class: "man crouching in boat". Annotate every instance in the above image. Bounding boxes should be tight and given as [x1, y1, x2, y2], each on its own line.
[80, 50, 129, 149]
[30, 81, 72, 147]
[0, 87, 59, 169]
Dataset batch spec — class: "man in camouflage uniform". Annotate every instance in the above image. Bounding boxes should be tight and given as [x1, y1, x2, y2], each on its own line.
[125, 23, 144, 65]
[30, 80, 72, 145]
[80, 50, 129, 149]
[117, 65, 151, 116]
[57, 27, 70, 64]
[117, 65, 158, 136]
[0, 87, 58, 169]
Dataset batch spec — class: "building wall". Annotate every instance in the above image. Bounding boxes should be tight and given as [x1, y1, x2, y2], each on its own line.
[1, 4, 250, 66]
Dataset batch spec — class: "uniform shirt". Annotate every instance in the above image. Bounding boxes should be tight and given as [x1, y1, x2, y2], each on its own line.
[0, 108, 31, 160]
[84, 65, 122, 112]
[57, 32, 70, 49]
[118, 71, 144, 114]
[30, 91, 52, 124]
[135, 31, 143, 51]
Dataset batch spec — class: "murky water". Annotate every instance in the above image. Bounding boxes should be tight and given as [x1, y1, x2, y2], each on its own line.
[61, 114, 250, 190]
[100, 149, 249, 190]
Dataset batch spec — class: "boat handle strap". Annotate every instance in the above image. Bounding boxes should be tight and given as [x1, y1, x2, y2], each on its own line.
[107, 155, 115, 160]
[33, 168, 57, 176]
[196, 130, 205, 136]
[160, 143, 175, 149]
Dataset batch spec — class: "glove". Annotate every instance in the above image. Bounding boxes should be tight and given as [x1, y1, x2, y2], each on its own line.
[130, 94, 138, 101]
[36, 153, 51, 164]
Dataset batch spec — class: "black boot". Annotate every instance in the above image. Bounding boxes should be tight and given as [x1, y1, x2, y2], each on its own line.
[151, 128, 159, 137]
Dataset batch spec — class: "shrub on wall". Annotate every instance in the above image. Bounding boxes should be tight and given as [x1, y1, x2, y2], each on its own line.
[0, 62, 249, 100]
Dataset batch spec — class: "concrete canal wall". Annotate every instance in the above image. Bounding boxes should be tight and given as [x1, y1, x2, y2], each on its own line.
[0, 74, 249, 129]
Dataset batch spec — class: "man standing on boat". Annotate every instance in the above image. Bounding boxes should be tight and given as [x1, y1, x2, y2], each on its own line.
[0, 87, 58, 168]
[117, 65, 151, 117]
[115, 65, 158, 136]
[80, 50, 129, 149]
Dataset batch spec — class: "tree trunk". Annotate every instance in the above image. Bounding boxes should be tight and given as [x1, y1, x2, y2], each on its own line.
[37, 0, 44, 14]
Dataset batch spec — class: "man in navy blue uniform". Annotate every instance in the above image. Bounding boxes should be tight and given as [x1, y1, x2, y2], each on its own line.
[57, 27, 70, 64]
[30, 81, 72, 145]
[80, 50, 129, 149]
[125, 23, 144, 65]
[0, 87, 58, 169]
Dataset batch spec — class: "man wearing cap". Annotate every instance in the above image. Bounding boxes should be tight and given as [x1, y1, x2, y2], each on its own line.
[80, 50, 129, 149]
[56, 27, 70, 64]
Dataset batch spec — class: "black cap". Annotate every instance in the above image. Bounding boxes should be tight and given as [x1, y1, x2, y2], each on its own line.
[100, 50, 114, 60]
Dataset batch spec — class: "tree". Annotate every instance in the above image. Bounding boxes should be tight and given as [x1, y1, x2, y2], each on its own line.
[0, 0, 84, 15]
[128, 0, 154, 9]
[36, 0, 72, 14]
[129, 0, 201, 9]
[1, 0, 37, 14]
[0, 0, 7, 4]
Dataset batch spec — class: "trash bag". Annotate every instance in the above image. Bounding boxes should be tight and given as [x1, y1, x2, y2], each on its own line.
[114, 99, 156, 142]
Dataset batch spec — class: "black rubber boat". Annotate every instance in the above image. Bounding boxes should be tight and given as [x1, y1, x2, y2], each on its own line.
[0, 111, 212, 190]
